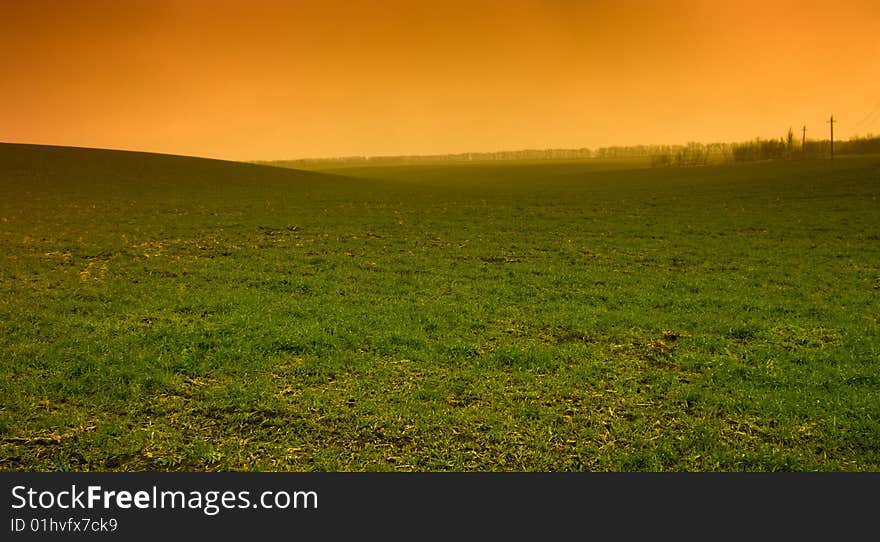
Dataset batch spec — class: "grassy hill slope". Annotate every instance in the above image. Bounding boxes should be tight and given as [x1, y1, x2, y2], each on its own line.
[1, 145, 879, 471]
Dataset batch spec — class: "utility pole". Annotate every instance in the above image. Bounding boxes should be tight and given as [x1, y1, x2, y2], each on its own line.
[801, 125, 807, 154]
[828, 115, 835, 160]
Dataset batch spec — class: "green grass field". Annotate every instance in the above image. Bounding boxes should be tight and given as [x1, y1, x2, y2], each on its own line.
[1, 142, 878, 471]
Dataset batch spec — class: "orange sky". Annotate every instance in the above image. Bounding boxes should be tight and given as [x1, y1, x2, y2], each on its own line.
[2, 0, 878, 161]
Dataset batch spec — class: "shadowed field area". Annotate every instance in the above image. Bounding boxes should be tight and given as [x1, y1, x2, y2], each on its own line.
[1, 143, 878, 471]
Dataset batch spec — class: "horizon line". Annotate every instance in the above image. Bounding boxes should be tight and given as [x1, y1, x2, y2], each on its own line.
[3, 132, 877, 165]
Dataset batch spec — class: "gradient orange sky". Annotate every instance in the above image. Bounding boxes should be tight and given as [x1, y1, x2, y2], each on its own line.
[2, 0, 878, 161]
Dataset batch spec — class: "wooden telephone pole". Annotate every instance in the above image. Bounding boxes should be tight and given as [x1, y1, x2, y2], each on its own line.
[828, 115, 835, 160]
[801, 126, 807, 154]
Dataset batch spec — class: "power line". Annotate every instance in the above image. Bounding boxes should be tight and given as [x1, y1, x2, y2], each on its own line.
[854, 99, 880, 128]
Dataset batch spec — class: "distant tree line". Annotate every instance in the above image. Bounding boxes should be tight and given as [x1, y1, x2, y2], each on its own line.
[723, 133, 880, 164]
[257, 134, 880, 169]
[829, 134, 880, 155]
[649, 142, 731, 167]
[259, 147, 595, 168]
[649, 133, 880, 167]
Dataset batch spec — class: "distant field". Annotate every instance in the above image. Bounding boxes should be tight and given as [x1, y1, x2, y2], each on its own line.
[1, 143, 878, 471]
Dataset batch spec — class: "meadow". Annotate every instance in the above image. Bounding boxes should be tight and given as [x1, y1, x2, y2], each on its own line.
[1, 142, 878, 471]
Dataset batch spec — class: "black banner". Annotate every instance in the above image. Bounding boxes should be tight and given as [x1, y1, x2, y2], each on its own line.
[2, 473, 877, 540]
